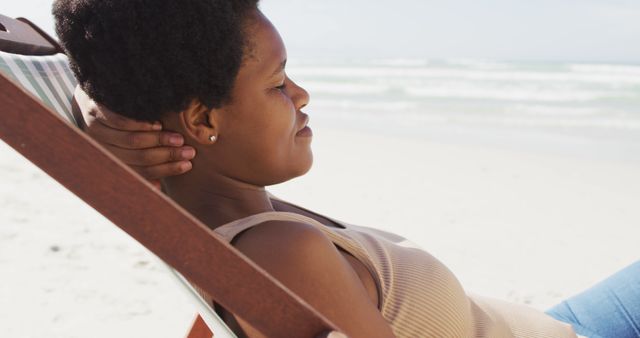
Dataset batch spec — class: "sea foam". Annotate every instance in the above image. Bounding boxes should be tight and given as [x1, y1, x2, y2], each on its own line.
[288, 59, 640, 142]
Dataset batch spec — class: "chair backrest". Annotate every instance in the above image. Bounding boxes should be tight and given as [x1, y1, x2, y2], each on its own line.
[0, 13, 61, 55]
[0, 51, 78, 125]
[0, 13, 342, 338]
[0, 13, 77, 126]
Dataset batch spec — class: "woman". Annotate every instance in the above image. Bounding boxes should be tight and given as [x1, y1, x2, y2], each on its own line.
[54, 0, 638, 337]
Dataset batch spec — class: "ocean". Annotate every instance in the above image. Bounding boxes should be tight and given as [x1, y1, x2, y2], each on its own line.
[288, 59, 640, 161]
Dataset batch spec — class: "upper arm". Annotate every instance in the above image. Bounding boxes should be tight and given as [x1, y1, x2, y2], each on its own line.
[231, 220, 395, 338]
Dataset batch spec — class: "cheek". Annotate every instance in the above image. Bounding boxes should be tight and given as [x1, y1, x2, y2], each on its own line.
[220, 97, 311, 185]
[258, 97, 296, 146]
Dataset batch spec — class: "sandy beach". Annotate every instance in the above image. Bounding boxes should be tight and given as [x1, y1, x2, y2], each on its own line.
[1, 122, 638, 337]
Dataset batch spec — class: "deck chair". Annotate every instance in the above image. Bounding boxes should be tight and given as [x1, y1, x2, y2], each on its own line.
[0, 13, 344, 338]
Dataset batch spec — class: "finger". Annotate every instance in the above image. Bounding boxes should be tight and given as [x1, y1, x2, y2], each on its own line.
[104, 144, 196, 166]
[88, 123, 185, 149]
[131, 161, 193, 180]
[93, 103, 162, 132]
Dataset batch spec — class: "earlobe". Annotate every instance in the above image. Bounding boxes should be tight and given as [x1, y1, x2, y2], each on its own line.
[180, 100, 219, 145]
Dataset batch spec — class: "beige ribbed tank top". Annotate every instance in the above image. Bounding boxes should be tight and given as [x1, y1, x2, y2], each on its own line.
[202, 198, 578, 338]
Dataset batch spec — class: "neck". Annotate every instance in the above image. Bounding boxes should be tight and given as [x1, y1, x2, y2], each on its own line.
[163, 169, 275, 230]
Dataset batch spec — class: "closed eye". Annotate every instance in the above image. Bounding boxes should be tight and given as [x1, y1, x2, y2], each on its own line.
[274, 73, 287, 91]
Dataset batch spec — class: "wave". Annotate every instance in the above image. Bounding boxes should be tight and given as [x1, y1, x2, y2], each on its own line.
[303, 82, 390, 95]
[569, 63, 640, 75]
[367, 59, 431, 67]
[404, 86, 632, 102]
[293, 59, 640, 138]
[313, 106, 640, 131]
[290, 66, 640, 84]
[303, 80, 635, 102]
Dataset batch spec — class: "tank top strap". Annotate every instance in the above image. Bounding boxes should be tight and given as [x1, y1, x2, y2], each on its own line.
[213, 210, 330, 243]
[213, 210, 370, 268]
[267, 191, 348, 229]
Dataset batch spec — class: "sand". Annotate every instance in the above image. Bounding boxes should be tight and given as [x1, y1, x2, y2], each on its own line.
[1, 125, 638, 337]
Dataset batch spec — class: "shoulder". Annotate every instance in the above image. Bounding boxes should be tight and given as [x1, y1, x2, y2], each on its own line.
[232, 219, 337, 273]
[231, 218, 395, 337]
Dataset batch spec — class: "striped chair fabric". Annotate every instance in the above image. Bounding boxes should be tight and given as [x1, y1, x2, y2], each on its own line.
[0, 51, 78, 126]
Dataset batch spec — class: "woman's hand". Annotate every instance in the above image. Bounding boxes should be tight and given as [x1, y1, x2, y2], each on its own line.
[74, 86, 195, 188]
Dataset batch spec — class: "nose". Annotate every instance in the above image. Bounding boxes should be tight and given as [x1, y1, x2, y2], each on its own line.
[289, 77, 310, 111]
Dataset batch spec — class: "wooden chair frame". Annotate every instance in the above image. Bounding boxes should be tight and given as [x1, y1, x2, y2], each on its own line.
[0, 13, 342, 338]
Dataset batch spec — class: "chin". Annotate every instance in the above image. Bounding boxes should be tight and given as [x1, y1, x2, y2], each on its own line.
[297, 151, 314, 176]
[268, 153, 314, 186]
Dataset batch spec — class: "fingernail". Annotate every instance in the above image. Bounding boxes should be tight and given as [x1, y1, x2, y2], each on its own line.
[180, 161, 192, 172]
[181, 148, 196, 159]
[152, 122, 162, 131]
[169, 134, 184, 146]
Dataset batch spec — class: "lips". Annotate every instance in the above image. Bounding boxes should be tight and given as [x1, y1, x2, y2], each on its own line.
[297, 113, 310, 133]
[295, 113, 313, 137]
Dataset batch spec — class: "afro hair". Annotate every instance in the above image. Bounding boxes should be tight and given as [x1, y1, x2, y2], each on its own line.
[54, 0, 259, 121]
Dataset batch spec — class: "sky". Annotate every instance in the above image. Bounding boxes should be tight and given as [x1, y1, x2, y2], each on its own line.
[4, 0, 640, 63]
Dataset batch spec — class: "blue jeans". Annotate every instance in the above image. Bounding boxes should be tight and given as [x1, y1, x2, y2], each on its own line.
[546, 261, 640, 338]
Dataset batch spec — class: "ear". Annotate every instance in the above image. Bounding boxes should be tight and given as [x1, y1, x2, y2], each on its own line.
[179, 100, 220, 145]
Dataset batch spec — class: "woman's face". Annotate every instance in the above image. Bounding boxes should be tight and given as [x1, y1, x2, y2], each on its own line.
[208, 10, 313, 186]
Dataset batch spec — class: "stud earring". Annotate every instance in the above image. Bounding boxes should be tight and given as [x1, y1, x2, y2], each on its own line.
[209, 135, 217, 143]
